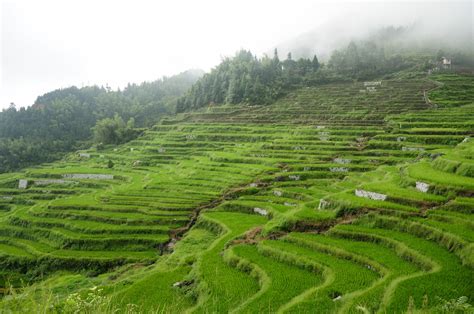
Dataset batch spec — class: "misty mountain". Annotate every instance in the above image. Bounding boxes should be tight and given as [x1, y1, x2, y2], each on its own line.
[272, 4, 473, 62]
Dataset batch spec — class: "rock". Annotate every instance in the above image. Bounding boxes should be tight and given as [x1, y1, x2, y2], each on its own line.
[355, 189, 387, 201]
[249, 183, 258, 188]
[132, 160, 142, 167]
[416, 181, 430, 193]
[330, 167, 349, 173]
[402, 147, 425, 152]
[62, 174, 114, 180]
[288, 175, 300, 181]
[364, 81, 382, 86]
[79, 153, 91, 158]
[253, 207, 268, 216]
[34, 179, 73, 186]
[18, 179, 28, 189]
[318, 199, 329, 210]
[273, 190, 283, 197]
[333, 158, 351, 164]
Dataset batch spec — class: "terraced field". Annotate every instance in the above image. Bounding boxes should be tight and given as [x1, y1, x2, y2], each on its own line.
[1, 73, 473, 313]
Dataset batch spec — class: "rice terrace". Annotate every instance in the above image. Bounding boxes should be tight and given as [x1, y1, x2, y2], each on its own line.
[0, 1, 473, 313]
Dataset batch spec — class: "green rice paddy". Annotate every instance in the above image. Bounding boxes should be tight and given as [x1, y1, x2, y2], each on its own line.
[1, 73, 473, 313]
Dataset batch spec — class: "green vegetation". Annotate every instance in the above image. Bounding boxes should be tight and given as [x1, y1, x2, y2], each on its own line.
[92, 114, 139, 146]
[0, 70, 203, 172]
[176, 40, 422, 114]
[0, 66, 473, 313]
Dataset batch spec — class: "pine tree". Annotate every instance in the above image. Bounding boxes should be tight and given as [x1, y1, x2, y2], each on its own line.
[312, 55, 320, 71]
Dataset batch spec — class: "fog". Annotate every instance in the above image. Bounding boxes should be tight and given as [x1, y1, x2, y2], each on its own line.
[273, 1, 473, 60]
[1, 0, 472, 109]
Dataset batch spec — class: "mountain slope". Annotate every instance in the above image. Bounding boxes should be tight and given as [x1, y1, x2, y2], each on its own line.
[0, 70, 203, 173]
[0, 72, 473, 313]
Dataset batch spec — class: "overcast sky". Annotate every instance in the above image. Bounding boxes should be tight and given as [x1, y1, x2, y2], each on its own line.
[1, 0, 472, 109]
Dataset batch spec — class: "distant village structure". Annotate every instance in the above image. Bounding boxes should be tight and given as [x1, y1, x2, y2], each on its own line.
[441, 57, 452, 69]
[430, 57, 453, 74]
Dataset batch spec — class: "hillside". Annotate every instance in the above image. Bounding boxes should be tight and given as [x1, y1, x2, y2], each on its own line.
[0, 72, 473, 313]
[0, 70, 203, 173]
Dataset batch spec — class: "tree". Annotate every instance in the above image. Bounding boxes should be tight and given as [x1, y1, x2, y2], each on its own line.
[312, 55, 320, 71]
[92, 114, 138, 145]
[273, 48, 280, 63]
[107, 159, 114, 168]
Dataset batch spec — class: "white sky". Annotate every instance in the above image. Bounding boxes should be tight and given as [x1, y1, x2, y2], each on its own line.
[1, 0, 472, 108]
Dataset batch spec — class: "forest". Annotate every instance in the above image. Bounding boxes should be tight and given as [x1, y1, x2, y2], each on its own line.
[176, 40, 418, 112]
[0, 70, 202, 172]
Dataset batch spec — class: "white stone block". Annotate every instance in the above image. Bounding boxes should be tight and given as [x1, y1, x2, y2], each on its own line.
[364, 81, 382, 86]
[62, 174, 114, 180]
[318, 199, 329, 210]
[330, 167, 349, 173]
[416, 181, 430, 193]
[402, 147, 425, 152]
[18, 179, 28, 189]
[273, 190, 283, 197]
[333, 158, 351, 164]
[34, 179, 73, 186]
[355, 189, 387, 201]
[253, 207, 268, 216]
